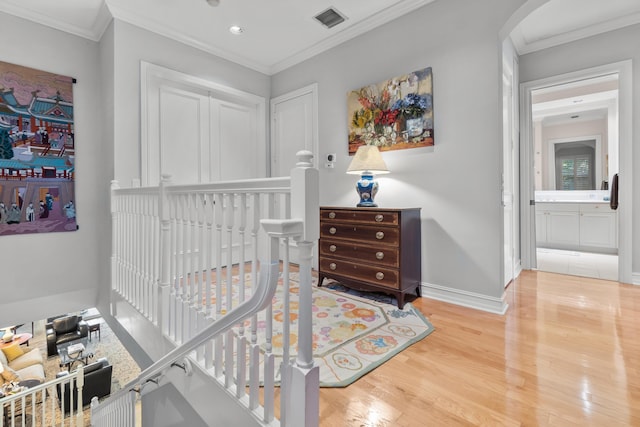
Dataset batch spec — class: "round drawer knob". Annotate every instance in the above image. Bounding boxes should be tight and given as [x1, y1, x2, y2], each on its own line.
[376, 231, 385, 240]
[329, 263, 337, 271]
[375, 272, 384, 280]
[329, 245, 337, 252]
[329, 227, 337, 235]
[328, 212, 336, 219]
[375, 214, 384, 222]
[376, 251, 384, 260]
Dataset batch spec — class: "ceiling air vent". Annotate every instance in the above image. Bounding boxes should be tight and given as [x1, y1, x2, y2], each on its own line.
[314, 7, 347, 29]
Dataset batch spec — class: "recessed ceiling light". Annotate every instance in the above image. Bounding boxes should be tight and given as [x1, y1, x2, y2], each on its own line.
[229, 26, 244, 35]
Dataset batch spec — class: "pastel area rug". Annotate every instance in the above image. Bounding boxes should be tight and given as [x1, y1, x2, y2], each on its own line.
[233, 273, 435, 387]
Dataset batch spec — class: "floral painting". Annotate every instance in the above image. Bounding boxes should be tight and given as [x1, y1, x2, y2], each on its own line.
[0, 61, 77, 236]
[347, 67, 433, 154]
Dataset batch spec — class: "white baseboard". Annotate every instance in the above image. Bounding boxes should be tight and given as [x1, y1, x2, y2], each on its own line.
[420, 282, 508, 315]
[632, 272, 640, 285]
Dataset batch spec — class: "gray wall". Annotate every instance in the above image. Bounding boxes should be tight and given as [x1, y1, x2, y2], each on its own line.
[519, 23, 640, 276]
[0, 12, 108, 324]
[272, 0, 526, 310]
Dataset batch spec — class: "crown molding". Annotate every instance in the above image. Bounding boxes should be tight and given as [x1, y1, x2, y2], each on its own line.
[514, 11, 640, 55]
[106, 4, 271, 75]
[0, 1, 112, 42]
[269, 0, 434, 74]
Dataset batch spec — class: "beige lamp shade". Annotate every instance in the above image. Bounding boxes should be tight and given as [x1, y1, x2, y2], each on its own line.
[346, 145, 390, 175]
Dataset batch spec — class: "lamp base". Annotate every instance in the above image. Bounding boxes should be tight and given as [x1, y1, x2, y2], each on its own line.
[357, 201, 378, 208]
[355, 173, 379, 207]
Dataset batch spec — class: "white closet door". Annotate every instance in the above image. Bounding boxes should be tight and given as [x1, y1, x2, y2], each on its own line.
[212, 99, 263, 181]
[160, 85, 210, 185]
[142, 62, 267, 187]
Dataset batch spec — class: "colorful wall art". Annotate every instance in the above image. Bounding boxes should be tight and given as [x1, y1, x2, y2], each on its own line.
[347, 67, 434, 155]
[0, 61, 77, 236]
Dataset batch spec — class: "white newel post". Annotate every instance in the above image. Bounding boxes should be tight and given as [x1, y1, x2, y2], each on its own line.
[287, 151, 320, 427]
[158, 174, 172, 335]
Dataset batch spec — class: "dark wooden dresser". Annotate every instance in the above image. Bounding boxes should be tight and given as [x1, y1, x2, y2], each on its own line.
[318, 207, 422, 308]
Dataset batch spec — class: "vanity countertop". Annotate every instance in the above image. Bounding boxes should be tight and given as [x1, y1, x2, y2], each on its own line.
[535, 199, 609, 204]
[535, 190, 610, 205]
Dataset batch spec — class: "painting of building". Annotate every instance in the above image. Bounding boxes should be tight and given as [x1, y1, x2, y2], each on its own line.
[0, 61, 76, 236]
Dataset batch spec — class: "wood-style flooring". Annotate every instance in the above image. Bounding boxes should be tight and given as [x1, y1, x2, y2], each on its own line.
[319, 270, 640, 426]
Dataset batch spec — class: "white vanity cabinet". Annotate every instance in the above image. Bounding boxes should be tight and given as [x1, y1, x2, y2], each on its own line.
[535, 202, 617, 252]
[536, 203, 580, 247]
[579, 204, 617, 249]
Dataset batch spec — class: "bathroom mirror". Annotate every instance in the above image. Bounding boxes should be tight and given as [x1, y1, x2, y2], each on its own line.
[532, 75, 619, 194]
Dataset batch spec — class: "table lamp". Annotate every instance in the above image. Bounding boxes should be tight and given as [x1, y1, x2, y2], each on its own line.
[346, 145, 390, 207]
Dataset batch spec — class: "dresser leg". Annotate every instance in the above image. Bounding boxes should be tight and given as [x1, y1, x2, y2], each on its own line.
[415, 284, 421, 297]
[317, 275, 325, 287]
[397, 293, 405, 310]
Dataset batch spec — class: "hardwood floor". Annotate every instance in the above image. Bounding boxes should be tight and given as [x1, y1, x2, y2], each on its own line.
[319, 270, 640, 426]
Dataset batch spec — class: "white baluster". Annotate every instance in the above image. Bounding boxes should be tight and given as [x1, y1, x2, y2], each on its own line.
[204, 192, 215, 370]
[280, 238, 291, 426]
[214, 192, 224, 377]
[224, 193, 236, 388]
[158, 174, 172, 335]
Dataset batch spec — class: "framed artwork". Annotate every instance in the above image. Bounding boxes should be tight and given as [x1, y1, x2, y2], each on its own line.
[348, 67, 434, 155]
[0, 61, 77, 236]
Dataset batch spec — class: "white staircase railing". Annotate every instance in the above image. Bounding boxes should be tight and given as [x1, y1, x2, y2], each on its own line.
[96, 151, 319, 427]
[0, 366, 84, 427]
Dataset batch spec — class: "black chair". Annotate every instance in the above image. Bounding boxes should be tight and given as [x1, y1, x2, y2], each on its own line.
[45, 315, 89, 357]
[56, 358, 113, 413]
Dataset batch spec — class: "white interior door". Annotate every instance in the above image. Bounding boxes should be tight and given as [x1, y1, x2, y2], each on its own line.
[270, 83, 318, 177]
[502, 57, 518, 287]
[270, 84, 319, 265]
[502, 80, 515, 286]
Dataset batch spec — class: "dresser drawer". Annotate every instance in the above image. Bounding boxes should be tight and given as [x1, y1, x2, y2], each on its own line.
[321, 208, 398, 226]
[320, 223, 399, 245]
[319, 258, 400, 290]
[319, 239, 399, 268]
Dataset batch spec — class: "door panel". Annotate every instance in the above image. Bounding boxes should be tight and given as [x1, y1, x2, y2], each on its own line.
[271, 84, 318, 177]
[160, 86, 209, 185]
[215, 100, 262, 181]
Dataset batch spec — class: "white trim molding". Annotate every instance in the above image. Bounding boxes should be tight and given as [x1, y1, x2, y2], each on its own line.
[633, 273, 640, 286]
[420, 282, 509, 315]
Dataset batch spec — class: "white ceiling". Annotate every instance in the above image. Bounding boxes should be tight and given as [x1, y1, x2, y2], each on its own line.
[0, 0, 433, 75]
[1, 0, 640, 74]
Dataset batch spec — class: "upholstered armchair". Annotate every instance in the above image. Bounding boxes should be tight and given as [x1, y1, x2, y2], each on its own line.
[45, 315, 89, 357]
[56, 357, 112, 412]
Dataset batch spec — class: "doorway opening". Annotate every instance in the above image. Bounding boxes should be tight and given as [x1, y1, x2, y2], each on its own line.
[521, 61, 632, 284]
